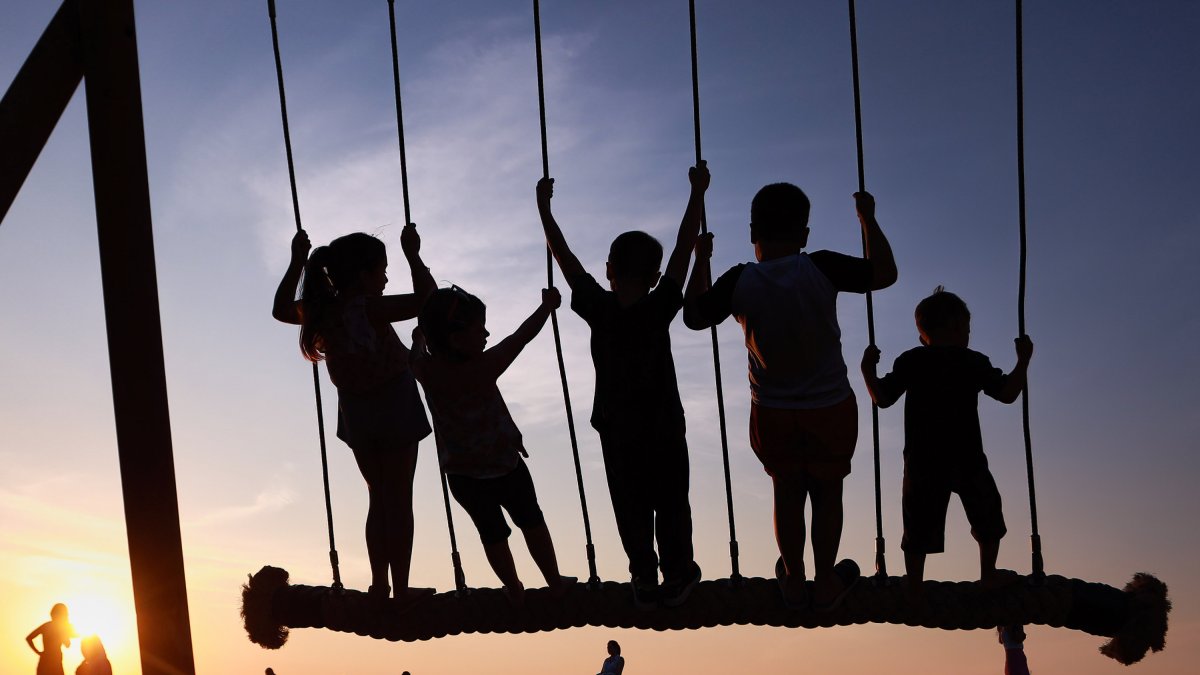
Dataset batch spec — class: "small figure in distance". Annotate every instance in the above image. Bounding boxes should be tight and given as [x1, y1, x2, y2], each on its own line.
[597, 639, 624, 675]
[26, 603, 76, 675]
[861, 287, 1033, 598]
[685, 185, 897, 611]
[536, 162, 709, 609]
[272, 224, 437, 604]
[998, 624, 1032, 675]
[75, 636, 112, 675]
[412, 286, 577, 606]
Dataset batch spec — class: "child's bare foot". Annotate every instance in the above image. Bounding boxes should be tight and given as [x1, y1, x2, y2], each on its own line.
[775, 557, 809, 610]
[503, 581, 526, 607]
[394, 586, 436, 604]
[979, 568, 1021, 591]
[813, 559, 860, 612]
[548, 575, 578, 599]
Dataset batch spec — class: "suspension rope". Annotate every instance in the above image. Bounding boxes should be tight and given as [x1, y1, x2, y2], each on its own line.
[1014, 0, 1044, 582]
[846, 0, 887, 581]
[266, 0, 342, 591]
[532, 0, 601, 588]
[385, 0, 468, 594]
[688, 0, 741, 583]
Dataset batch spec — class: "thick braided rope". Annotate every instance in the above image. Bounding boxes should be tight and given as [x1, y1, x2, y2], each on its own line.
[243, 567, 1168, 665]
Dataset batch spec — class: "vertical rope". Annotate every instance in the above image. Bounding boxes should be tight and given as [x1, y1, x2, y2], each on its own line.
[847, 0, 886, 581]
[533, 0, 601, 588]
[688, 0, 741, 584]
[1015, 0, 1044, 582]
[386, 0, 467, 594]
[266, 0, 342, 590]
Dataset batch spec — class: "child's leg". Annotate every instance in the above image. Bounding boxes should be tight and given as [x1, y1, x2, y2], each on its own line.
[808, 474, 847, 605]
[349, 442, 390, 592]
[482, 538, 525, 590]
[979, 538, 1000, 579]
[903, 549, 927, 593]
[957, 464, 1011, 587]
[377, 442, 423, 597]
[521, 523, 567, 587]
[502, 459, 573, 593]
[771, 472, 811, 584]
[653, 435, 696, 585]
[600, 432, 658, 584]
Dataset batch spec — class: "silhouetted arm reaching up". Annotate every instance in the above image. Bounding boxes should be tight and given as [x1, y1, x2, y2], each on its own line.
[992, 336, 1034, 404]
[662, 161, 710, 287]
[481, 287, 561, 380]
[272, 229, 310, 325]
[854, 191, 898, 290]
[536, 178, 587, 285]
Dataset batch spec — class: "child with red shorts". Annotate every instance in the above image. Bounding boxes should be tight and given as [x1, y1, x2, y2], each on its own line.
[861, 287, 1033, 596]
[685, 184, 897, 609]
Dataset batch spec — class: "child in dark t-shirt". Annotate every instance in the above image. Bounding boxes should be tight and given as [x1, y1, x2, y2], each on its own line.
[535, 162, 710, 609]
[861, 287, 1033, 596]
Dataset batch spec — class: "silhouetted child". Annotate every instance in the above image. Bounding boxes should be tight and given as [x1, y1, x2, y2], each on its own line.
[536, 162, 709, 608]
[75, 636, 112, 675]
[597, 639, 625, 675]
[273, 224, 435, 602]
[685, 184, 897, 610]
[26, 603, 76, 675]
[860, 287, 1032, 595]
[412, 286, 576, 605]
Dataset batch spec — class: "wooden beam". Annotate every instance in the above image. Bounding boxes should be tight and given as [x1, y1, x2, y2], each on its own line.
[0, 0, 84, 223]
[76, 0, 196, 673]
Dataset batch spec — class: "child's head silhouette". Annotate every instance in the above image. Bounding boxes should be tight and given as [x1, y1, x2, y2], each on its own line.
[751, 183, 811, 244]
[304, 232, 387, 299]
[419, 286, 487, 357]
[915, 286, 971, 346]
[607, 639, 621, 656]
[49, 603, 68, 621]
[607, 231, 663, 289]
[81, 635, 108, 662]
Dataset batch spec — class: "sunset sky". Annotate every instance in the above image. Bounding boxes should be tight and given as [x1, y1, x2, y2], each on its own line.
[2, 1, 1198, 673]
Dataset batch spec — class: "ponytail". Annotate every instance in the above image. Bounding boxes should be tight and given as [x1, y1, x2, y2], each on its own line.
[297, 234, 387, 362]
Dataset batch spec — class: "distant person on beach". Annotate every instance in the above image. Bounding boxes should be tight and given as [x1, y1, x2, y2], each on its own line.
[26, 603, 76, 675]
[273, 225, 436, 603]
[861, 287, 1032, 596]
[75, 636, 112, 675]
[536, 162, 709, 609]
[684, 185, 896, 610]
[597, 639, 624, 675]
[999, 624, 1032, 675]
[413, 286, 576, 606]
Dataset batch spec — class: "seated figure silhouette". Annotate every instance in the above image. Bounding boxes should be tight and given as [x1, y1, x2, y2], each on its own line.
[75, 636, 112, 675]
[597, 639, 625, 675]
[26, 603, 76, 675]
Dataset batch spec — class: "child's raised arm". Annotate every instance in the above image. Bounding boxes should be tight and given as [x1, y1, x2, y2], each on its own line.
[536, 178, 587, 286]
[860, 345, 902, 408]
[854, 191, 898, 290]
[372, 223, 436, 323]
[481, 288, 561, 380]
[683, 232, 717, 329]
[272, 230, 310, 325]
[992, 335, 1034, 404]
[663, 161, 710, 287]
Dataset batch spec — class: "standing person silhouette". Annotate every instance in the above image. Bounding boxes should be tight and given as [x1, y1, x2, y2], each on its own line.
[597, 640, 624, 675]
[25, 603, 76, 675]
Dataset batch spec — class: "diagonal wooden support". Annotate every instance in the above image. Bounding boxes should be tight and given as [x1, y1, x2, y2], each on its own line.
[2, 1, 196, 673]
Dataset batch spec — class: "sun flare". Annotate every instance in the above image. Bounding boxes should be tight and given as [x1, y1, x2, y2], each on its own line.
[62, 592, 135, 657]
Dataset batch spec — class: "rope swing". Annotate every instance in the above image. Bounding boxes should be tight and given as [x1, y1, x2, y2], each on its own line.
[384, 0, 468, 595]
[266, 0, 343, 591]
[531, 0, 601, 589]
[1014, 0, 1045, 583]
[687, 0, 741, 583]
[845, 0, 888, 581]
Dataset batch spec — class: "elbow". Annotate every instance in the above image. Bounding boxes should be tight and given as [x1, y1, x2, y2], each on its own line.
[682, 310, 707, 331]
[872, 267, 898, 291]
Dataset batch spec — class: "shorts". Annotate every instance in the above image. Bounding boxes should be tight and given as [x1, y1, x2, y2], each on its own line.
[447, 458, 546, 545]
[901, 461, 1007, 554]
[337, 370, 432, 449]
[748, 394, 858, 480]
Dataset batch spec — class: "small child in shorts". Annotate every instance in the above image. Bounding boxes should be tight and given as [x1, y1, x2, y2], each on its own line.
[411, 285, 576, 605]
[861, 286, 1033, 595]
